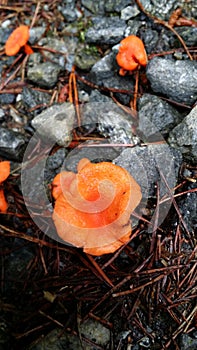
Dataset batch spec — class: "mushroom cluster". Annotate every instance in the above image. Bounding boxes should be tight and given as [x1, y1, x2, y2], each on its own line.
[5, 25, 33, 56]
[116, 35, 147, 76]
[52, 158, 142, 255]
[0, 161, 10, 212]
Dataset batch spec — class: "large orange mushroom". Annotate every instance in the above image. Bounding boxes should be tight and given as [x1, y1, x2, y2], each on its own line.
[52, 158, 142, 255]
[5, 25, 33, 56]
[0, 161, 10, 212]
[116, 35, 147, 76]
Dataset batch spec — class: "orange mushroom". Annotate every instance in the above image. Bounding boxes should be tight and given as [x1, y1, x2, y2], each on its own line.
[116, 35, 147, 76]
[0, 161, 10, 212]
[52, 158, 142, 255]
[0, 189, 8, 212]
[5, 25, 33, 56]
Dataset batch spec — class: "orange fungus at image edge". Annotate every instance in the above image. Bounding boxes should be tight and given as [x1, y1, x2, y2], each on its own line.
[0, 161, 10, 212]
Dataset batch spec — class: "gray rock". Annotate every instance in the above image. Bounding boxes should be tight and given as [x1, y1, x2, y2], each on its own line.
[85, 17, 126, 45]
[0, 108, 5, 120]
[179, 333, 197, 350]
[28, 328, 82, 350]
[81, 0, 105, 14]
[88, 89, 110, 103]
[114, 144, 182, 199]
[173, 26, 197, 47]
[139, 29, 159, 54]
[179, 183, 196, 233]
[105, 0, 131, 13]
[97, 105, 136, 145]
[182, 0, 197, 20]
[27, 61, 61, 88]
[115, 144, 182, 231]
[121, 5, 140, 20]
[45, 148, 67, 183]
[138, 93, 182, 138]
[29, 26, 46, 44]
[146, 58, 197, 105]
[60, 0, 78, 22]
[0, 127, 26, 160]
[21, 87, 51, 116]
[89, 52, 134, 104]
[0, 93, 15, 104]
[61, 7, 78, 22]
[28, 319, 110, 349]
[139, 0, 184, 20]
[38, 37, 68, 67]
[89, 52, 116, 83]
[125, 19, 145, 37]
[104, 75, 135, 105]
[0, 27, 11, 45]
[80, 319, 110, 347]
[46, 148, 67, 171]
[31, 102, 75, 147]
[64, 141, 119, 173]
[80, 92, 136, 144]
[74, 45, 100, 70]
[168, 105, 197, 163]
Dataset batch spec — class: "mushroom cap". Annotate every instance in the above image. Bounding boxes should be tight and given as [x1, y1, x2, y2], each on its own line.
[5, 25, 30, 56]
[116, 35, 147, 72]
[0, 161, 10, 183]
[52, 158, 142, 255]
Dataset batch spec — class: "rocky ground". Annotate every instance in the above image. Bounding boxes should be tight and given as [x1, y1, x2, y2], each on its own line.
[0, 1, 196, 349]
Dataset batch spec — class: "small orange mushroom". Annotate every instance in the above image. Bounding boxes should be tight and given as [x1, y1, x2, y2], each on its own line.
[52, 158, 142, 255]
[116, 35, 147, 76]
[0, 161, 10, 212]
[5, 25, 33, 56]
